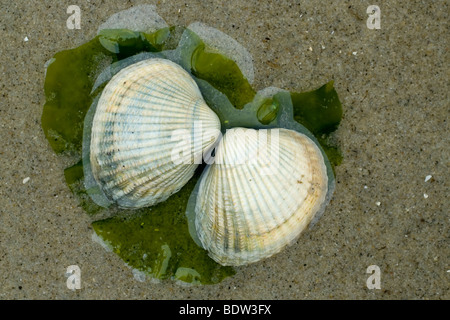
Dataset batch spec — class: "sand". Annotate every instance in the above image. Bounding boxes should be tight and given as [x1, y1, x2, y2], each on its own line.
[0, 0, 448, 299]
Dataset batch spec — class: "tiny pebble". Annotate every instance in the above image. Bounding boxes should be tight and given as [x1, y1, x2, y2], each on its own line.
[425, 175, 432, 182]
[364, 185, 368, 189]
[308, 46, 313, 52]
[375, 201, 381, 206]
[424, 193, 429, 199]
[352, 51, 357, 55]
[24, 36, 29, 42]
[22, 177, 30, 184]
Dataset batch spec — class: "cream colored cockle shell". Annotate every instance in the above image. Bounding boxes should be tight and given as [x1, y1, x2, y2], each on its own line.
[194, 127, 329, 266]
[89, 58, 221, 208]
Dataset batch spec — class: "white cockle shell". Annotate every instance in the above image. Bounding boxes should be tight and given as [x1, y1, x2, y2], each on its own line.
[89, 58, 221, 208]
[194, 127, 329, 266]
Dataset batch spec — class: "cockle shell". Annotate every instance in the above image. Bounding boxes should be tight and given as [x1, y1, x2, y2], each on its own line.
[89, 58, 221, 208]
[194, 127, 329, 266]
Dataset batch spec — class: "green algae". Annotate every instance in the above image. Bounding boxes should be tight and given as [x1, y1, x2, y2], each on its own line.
[91, 171, 235, 284]
[42, 26, 343, 285]
[42, 37, 108, 155]
[64, 160, 104, 215]
[291, 81, 343, 168]
[257, 98, 280, 125]
[190, 43, 256, 109]
[291, 81, 343, 136]
[174, 28, 256, 110]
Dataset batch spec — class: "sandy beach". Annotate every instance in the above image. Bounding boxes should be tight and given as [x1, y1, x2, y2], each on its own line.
[0, 0, 448, 299]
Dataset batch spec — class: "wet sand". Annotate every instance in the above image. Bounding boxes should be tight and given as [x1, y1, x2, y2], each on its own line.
[0, 0, 448, 299]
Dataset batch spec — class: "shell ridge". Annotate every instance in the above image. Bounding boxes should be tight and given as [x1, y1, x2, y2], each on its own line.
[218, 139, 236, 262]
[195, 167, 213, 246]
[110, 162, 196, 206]
[234, 129, 280, 236]
[96, 140, 183, 173]
[218, 159, 233, 261]
[216, 132, 255, 264]
[116, 85, 199, 110]
[145, 73, 201, 102]
[223, 158, 247, 261]
[226, 131, 287, 262]
[198, 166, 221, 259]
[95, 132, 184, 155]
[232, 163, 260, 262]
[100, 149, 194, 187]
[133, 63, 201, 101]
[124, 162, 196, 200]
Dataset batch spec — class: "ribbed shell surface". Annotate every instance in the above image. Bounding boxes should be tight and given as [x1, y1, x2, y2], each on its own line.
[194, 128, 328, 266]
[90, 58, 221, 208]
